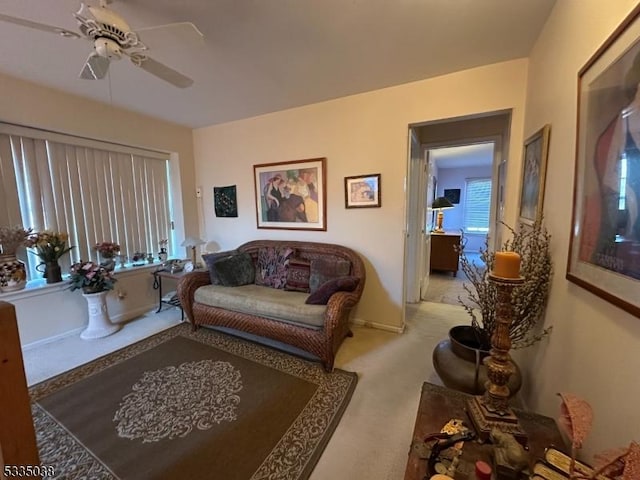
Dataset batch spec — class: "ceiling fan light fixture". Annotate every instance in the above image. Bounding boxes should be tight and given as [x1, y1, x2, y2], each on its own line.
[94, 37, 121, 59]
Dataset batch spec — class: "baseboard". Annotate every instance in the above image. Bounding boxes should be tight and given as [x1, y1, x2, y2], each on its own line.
[350, 317, 405, 334]
[22, 327, 85, 351]
[22, 302, 158, 351]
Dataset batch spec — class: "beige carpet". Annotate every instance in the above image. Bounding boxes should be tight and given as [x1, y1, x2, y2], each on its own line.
[424, 253, 484, 306]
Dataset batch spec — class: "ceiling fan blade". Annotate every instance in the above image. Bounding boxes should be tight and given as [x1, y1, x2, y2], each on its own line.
[130, 55, 194, 88]
[0, 13, 81, 38]
[79, 53, 110, 80]
[135, 22, 204, 50]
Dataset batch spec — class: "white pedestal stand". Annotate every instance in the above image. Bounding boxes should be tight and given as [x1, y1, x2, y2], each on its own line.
[81, 290, 121, 340]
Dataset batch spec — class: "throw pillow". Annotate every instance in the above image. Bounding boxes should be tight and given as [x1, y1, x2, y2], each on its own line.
[255, 246, 294, 289]
[212, 252, 255, 286]
[305, 276, 360, 305]
[308, 257, 351, 294]
[284, 257, 311, 292]
[202, 249, 238, 285]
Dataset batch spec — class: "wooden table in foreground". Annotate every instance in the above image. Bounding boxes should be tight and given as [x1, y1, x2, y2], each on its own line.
[404, 383, 565, 480]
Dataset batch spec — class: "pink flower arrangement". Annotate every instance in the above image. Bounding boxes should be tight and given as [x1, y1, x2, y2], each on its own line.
[68, 260, 117, 293]
[94, 241, 121, 258]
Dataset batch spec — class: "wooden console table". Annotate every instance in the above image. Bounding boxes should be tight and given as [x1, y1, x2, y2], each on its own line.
[430, 233, 461, 276]
[404, 383, 565, 480]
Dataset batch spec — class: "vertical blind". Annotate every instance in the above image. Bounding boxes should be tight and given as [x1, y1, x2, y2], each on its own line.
[0, 128, 171, 279]
[464, 178, 492, 233]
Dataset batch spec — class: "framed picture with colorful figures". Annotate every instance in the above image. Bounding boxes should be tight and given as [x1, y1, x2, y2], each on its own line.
[253, 158, 326, 230]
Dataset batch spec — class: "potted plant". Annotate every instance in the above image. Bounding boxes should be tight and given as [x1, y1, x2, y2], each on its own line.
[25, 230, 74, 284]
[94, 241, 120, 271]
[68, 260, 117, 294]
[68, 261, 120, 339]
[0, 226, 32, 292]
[432, 218, 553, 395]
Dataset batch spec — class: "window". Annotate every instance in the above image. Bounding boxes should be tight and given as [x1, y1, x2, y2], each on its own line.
[619, 152, 628, 210]
[464, 178, 492, 233]
[0, 123, 172, 280]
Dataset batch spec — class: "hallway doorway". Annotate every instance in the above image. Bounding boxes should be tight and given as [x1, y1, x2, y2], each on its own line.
[403, 111, 511, 310]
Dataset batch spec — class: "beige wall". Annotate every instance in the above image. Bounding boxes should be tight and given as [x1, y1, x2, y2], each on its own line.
[0, 72, 198, 245]
[522, 0, 640, 457]
[193, 59, 529, 331]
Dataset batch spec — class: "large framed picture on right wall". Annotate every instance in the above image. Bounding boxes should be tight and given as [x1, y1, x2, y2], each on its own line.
[567, 3, 640, 318]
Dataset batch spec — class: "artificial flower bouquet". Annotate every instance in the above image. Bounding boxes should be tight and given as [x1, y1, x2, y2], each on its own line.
[25, 230, 74, 262]
[94, 241, 121, 258]
[0, 226, 32, 255]
[68, 261, 117, 293]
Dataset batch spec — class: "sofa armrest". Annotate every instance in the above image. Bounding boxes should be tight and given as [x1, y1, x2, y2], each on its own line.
[324, 290, 360, 331]
[177, 271, 211, 322]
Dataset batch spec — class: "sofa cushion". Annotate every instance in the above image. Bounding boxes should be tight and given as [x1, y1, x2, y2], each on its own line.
[202, 249, 238, 285]
[309, 258, 351, 294]
[255, 246, 294, 289]
[212, 252, 255, 286]
[194, 284, 326, 329]
[306, 276, 360, 305]
[284, 257, 311, 292]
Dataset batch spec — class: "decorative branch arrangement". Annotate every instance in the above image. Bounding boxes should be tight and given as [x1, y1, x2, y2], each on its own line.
[457, 218, 553, 349]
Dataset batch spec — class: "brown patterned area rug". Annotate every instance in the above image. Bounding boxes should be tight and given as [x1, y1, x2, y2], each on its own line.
[30, 324, 357, 480]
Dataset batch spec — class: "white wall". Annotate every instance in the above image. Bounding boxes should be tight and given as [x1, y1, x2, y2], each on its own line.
[522, 0, 640, 457]
[193, 59, 529, 331]
[436, 165, 493, 251]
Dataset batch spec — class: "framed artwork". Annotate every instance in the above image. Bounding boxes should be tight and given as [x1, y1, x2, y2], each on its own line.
[443, 188, 461, 204]
[253, 158, 326, 230]
[344, 173, 381, 208]
[213, 185, 238, 217]
[518, 124, 551, 225]
[567, 4, 640, 318]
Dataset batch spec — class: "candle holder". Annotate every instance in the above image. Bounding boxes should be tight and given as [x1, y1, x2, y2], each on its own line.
[466, 272, 527, 445]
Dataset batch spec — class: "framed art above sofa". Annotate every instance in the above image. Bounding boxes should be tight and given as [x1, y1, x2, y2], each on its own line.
[253, 158, 326, 231]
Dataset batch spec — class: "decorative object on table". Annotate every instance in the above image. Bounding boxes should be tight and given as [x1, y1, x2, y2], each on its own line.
[93, 241, 120, 271]
[443, 188, 461, 205]
[30, 324, 357, 480]
[68, 260, 119, 339]
[146, 253, 154, 264]
[466, 251, 527, 444]
[131, 251, 147, 265]
[25, 230, 74, 284]
[253, 157, 326, 230]
[0, 226, 31, 292]
[181, 236, 205, 267]
[431, 196, 454, 233]
[214, 185, 238, 217]
[344, 173, 381, 208]
[518, 124, 551, 225]
[158, 239, 168, 263]
[490, 428, 529, 479]
[567, 5, 640, 319]
[118, 254, 127, 269]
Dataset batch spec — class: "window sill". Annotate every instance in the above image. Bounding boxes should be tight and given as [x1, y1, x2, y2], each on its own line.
[0, 262, 162, 302]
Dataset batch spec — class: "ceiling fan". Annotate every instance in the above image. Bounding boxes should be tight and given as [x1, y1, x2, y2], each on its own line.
[0, 0, 203, 88]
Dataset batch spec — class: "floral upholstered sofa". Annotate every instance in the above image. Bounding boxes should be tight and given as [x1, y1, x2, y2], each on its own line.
[177, 240, 366, 371]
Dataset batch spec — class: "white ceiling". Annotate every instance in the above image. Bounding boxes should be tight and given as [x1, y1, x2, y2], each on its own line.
[430, 143, 494, 169]
[0, 0, 556, 129]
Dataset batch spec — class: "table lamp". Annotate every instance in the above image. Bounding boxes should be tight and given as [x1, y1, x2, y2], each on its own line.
[431, 196, 454, 234]
[181, 236, 205, 266]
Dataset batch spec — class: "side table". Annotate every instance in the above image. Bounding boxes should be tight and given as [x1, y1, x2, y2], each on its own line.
[404, 382, 565, 480]
[151, 269, 201, 320]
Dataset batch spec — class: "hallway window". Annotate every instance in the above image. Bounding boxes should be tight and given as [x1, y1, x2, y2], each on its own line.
[464, 178, 491, 233]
